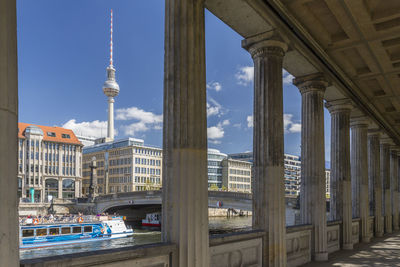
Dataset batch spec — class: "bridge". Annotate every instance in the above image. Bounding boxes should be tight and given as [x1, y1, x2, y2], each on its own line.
[84, 190, 254, 214]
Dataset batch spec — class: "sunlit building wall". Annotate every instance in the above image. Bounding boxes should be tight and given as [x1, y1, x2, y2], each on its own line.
[82, 138, 162, 195]
[18, 123, 83, 203]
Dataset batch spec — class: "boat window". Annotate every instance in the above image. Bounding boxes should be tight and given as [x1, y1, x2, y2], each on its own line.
[49, 228, 59, 235]
[22, 229, 34, 237]
[61, 227, 71, 234]
[84, 226, 92, 233]
[72, 226, 82, 233]
[36, 229, 47, 236]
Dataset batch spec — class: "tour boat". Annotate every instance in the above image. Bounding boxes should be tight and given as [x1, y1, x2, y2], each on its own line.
[20, 216, 133, 249]
[141, 212, 161, 227]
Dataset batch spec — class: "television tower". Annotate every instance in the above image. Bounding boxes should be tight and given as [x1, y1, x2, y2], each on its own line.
[103, 9, 119, 141]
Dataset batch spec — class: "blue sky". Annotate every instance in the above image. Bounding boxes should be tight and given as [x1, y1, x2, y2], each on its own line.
[17, 0, 332, 161]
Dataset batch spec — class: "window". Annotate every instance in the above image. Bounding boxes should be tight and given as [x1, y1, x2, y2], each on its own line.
[61, 227, 71, 234]
[84, 226, 92, 233]
[22, 229, 34, 237]
[61, 134, 70, 139]
[49, 228, 59, 235]
[72, 227, 82, 234]
[47, 132, 56, 137]
[36, 229, 47, 236]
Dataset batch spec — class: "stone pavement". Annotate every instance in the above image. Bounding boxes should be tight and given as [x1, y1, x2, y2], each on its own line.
[302, 232, 400, 266]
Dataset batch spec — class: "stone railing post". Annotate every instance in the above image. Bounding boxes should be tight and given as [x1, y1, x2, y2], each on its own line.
[350, 116, 370, 243]
[0, 0, 19, 264]
[242, 31, 288, 267]
[294, 73, 328, 261]
[326, 99, 353, 250]
[162, 0, 209, 266]
[381, 136, 392, 234]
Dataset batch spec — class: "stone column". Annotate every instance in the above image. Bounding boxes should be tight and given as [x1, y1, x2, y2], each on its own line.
[381, 137, 392, 234]
[162, 0, 209, 266]
[326, 99, 353, 249]
[390, 147, 399, 231]
[242, 32, 287, 267]
[368, 131, 383, 237]
[0, 0, 19, 264]
[350, 117, 370, 242]
[294, 73, 328, 261]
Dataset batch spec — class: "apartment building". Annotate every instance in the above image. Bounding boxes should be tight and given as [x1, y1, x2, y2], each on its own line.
[229, 152, 331, 197]
[18, 123, 83, 203]
[221, 158, 252, 192]
[82, 138, 162, 195]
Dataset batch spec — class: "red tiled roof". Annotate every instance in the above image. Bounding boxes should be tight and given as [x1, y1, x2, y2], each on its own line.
[18, 123, 82, 145]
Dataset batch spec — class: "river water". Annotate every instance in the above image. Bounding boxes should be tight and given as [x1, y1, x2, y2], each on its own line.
[20, 216, 253, 260]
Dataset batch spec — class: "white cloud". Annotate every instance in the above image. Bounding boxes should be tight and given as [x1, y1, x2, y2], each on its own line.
[207, 97, 226, 117]
[208, 126, 224, 139]
[284, 114, 301, 133]
[236, 66, 254, 86]
[283, 69, 294, 85]
[115, 106, 163, 136]
[207, 102, 220, 117]
[236, 67, 294, 86]
[207, 120, 230, 141]
[247, 115, 253, 128]
[246, 113, 300, 133]
[61, 119, 112, 138]
[207, 82, 222, 92]
[116, 107, 162, 123]
[233, 123, 241, 128]
[289, 123, 301, 133]
[221, 119, 230, 126]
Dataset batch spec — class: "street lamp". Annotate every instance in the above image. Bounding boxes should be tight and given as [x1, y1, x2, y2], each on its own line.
[88, 156, 97, 202]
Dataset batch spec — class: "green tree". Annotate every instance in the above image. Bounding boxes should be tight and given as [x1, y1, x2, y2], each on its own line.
[209, 184, 219, 191]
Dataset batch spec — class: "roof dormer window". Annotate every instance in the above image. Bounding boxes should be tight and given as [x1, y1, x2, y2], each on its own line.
[62, 134, 71, 139]
[47, 132, 56, 137]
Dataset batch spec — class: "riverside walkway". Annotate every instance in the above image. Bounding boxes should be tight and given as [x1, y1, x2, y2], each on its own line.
[303, 232, 400, 267]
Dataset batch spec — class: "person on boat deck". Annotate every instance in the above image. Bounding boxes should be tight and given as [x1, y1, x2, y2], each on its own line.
[26, 216, 33, 224]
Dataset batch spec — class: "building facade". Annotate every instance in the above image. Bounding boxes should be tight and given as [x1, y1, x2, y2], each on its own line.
[207, 149, 227, 188]
[221, 158, 251, 192]
[230, 152, 331, 197]
[18, 123, 83, 203]
[82, 138, 162, 195]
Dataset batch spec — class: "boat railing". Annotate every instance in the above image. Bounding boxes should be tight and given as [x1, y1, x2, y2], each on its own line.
[19, 215, 119, 226]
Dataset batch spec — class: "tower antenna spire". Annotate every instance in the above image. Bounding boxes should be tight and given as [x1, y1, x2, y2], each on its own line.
[110, 9, 113, 67]
[103, 9, 119, 142]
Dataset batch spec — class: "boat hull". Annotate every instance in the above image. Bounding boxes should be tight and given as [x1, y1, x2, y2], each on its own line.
[20, 221, 133, 249]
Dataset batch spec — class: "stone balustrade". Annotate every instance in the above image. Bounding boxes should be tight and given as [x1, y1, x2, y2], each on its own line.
[327, 221, 341, 254]
[210, 230, 264, 267]
[20, 242, 176, 267]
[286, 224, 312, 267]
[368, 216, 374, 239]
[352, 218, 360, 244]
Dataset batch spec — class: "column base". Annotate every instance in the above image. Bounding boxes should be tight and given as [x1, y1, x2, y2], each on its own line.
[394, 226, 399, 231]
[343, 243, 353, 250]
[375, 231, 383, 237]
[361, 236, 371, 243]
[314, 252, 328, 261]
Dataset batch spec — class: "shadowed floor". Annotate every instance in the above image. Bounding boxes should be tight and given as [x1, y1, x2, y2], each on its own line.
[302, 232, 400, 266]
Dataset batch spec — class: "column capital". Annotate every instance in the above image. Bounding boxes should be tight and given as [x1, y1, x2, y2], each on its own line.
[390, 146, 399, 155]
[380, 135, 393, 146]
[367, 129, 381, 137]
[242, 31, 288, 59]
[325, 99, 353, 114]
[350, 116, 370, 128]
[293, 73, 328, 95]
